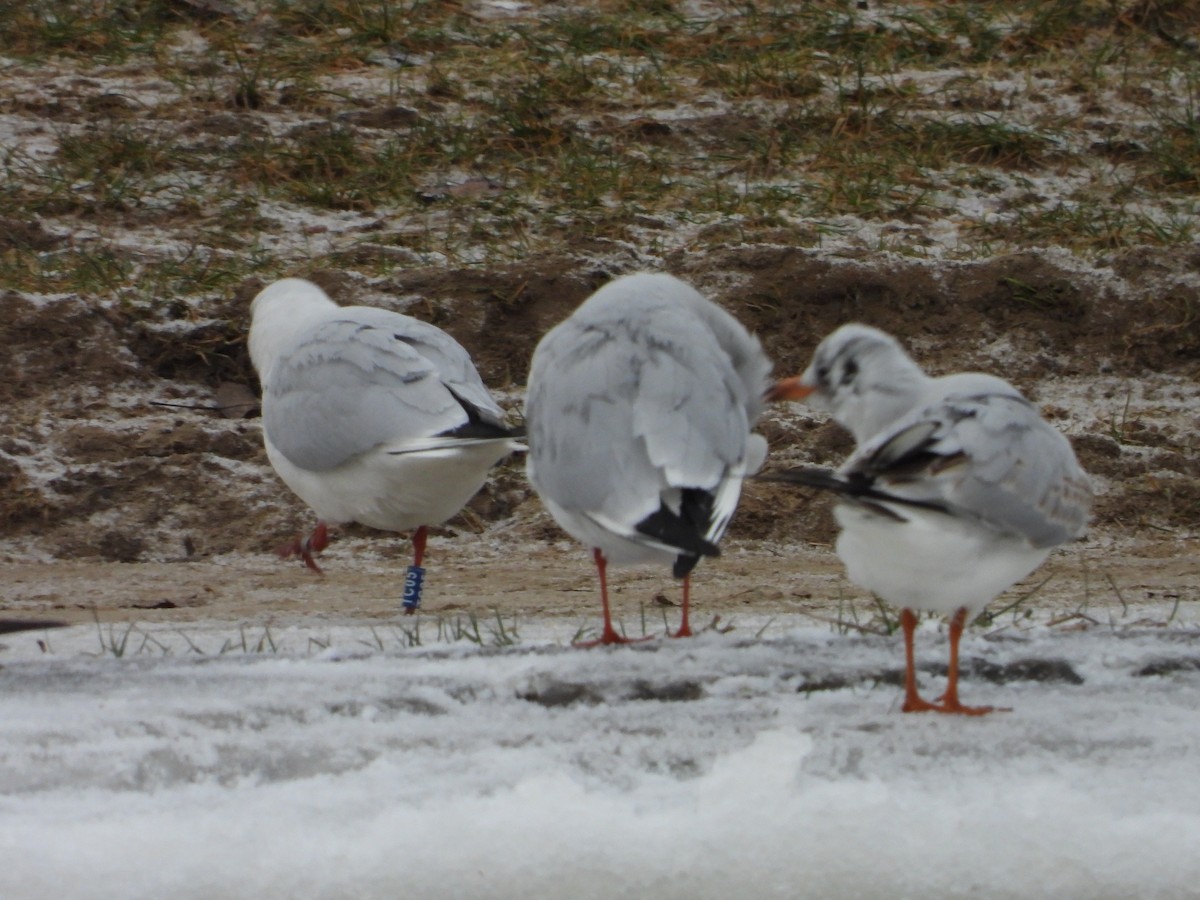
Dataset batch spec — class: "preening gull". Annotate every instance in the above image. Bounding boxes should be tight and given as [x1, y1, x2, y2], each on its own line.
[766, 323, 1093, 714]
[525, 272, 771, 645]
[248, 278, 522, 612]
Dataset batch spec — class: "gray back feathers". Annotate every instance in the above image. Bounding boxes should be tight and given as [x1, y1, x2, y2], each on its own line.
[526, 272, 770, 523]
[251, 281, 506, 473]
[848, 390, 1092, 547]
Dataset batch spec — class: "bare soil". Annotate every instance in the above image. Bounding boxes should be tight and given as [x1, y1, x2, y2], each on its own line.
[3, 246, 1198, 632]
[3, 4, 1199, 630]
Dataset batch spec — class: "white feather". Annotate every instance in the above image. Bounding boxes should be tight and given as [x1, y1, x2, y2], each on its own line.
[525, 272, 770, 569]
[249, 278, 520, 533]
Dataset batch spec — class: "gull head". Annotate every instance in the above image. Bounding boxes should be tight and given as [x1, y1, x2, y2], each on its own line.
[767, 323, 928, 444]
[248, 278, 339, 383]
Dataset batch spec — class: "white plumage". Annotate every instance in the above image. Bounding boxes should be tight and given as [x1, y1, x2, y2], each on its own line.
[526, 272, 771, 644]
[248, 277, 521, 610]
[768, 323, 1092, 713]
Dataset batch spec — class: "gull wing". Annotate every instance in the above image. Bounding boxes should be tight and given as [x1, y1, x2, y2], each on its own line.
[263, 308, 504, 473]
[846, 392, 1093, 548]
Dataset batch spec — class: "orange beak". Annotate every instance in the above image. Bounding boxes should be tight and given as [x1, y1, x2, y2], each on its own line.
[765, 375, 815, 402]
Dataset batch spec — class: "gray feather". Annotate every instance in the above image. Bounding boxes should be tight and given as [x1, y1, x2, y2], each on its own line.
[846, 392, 1092, 548]
[527, 273, 768, 532]
[263, 308, 501, 472]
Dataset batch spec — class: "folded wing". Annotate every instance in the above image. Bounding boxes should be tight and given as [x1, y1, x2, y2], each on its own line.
[264, 309, 510, 473]
[770, 393, 1092, 548]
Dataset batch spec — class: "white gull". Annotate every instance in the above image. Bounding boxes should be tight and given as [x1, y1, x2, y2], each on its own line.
[767, 323, 1093, 713]
[525, 272, 771, 645]
[248, 277, 522, 612]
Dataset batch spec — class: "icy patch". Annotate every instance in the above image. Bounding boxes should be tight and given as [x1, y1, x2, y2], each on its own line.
[3, 626, 1200, 897]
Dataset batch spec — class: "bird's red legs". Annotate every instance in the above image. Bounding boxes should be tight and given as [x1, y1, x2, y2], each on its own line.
[574, 549, 652, 647]
[935, 607, 1003, 716]
[900, 607, 943, 713]
[278, 521, 330, 574]
[411, 525, 428, 568]
[671, 574, 694, 638]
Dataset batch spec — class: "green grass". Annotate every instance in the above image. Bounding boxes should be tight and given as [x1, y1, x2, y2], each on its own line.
[3, 0, 1200, 300]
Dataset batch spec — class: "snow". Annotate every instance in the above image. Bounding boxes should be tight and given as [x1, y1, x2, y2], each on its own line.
[4, 616, 1200, 898]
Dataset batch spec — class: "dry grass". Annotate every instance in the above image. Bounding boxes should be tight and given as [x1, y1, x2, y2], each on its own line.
[1, 0, 1198, 306]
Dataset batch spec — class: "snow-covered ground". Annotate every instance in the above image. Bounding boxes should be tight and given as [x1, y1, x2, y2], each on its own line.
[3, 615, 1200, 899]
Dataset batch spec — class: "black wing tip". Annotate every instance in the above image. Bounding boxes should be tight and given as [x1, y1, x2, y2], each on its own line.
[440, 420, 525, 441]
[0, 619, 70, 635]
[759, 465, 955, 518]
[635, 488, 722, 575]
[672, 546, 718, 579]
[445, 385, 525, 440]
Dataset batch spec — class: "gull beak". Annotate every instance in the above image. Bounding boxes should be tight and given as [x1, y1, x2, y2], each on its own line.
[765, 376, 815, 402]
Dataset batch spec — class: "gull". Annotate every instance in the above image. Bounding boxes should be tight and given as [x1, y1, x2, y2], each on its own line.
[248, 278, 522, 612]
[525, 272, 771, 645]
[766, 324, 1092, 714]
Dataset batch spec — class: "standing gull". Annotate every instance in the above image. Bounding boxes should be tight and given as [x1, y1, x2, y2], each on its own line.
[526, 272, 771, 645]
[248, 277, 522, 612]
[766, 324, 1092, 714]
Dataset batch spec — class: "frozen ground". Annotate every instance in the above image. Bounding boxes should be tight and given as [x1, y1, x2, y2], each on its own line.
[3, 612, 1200, 899]
[1, 4, 1198, 896]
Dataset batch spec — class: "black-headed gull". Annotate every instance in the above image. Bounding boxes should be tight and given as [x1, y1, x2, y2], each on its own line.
[525, 272, 771, 645]
[248, 278, 522, 612]
[767, 324, 1093, 714]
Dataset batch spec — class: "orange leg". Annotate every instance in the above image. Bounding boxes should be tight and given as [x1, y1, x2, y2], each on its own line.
[936, 607, 1003, 716]
[278, 521, 330, 574]
[900, 607, 942, 713]
[670, 575, 694, 638]
[574, 549, 651, 648]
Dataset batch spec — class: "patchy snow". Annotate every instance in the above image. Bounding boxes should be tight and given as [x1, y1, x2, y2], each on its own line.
[3, 617, 1200, 898]
[0, 289, 78, 308]
[1046, 374, 1200, 423]
[471, 0, 534, 20]
[237, 200, 383, 259]
[2, 428, 71, 489]
[0, 115, 59, 162]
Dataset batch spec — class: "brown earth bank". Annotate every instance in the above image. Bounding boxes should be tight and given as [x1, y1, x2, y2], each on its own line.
[1, 245, 1197, 631]
[2, 537, 1197, 636]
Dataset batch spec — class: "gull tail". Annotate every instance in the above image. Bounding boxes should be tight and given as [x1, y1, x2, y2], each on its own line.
[634, 488, 722, 578]
[757, 466, 951, 521]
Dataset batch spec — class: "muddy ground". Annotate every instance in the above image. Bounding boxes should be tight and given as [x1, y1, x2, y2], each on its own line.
[2, 245, 1198, 635]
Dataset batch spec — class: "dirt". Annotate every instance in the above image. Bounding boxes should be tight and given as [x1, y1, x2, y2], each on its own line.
[2, 3, 1199, 632]
[2, 245, 1198, 632]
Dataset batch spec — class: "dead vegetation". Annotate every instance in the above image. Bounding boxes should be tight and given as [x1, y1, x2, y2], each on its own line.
[0, 0, 1197, 570]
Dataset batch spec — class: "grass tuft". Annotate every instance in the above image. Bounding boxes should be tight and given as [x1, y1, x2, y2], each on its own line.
[2, 0, 1199, 294]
